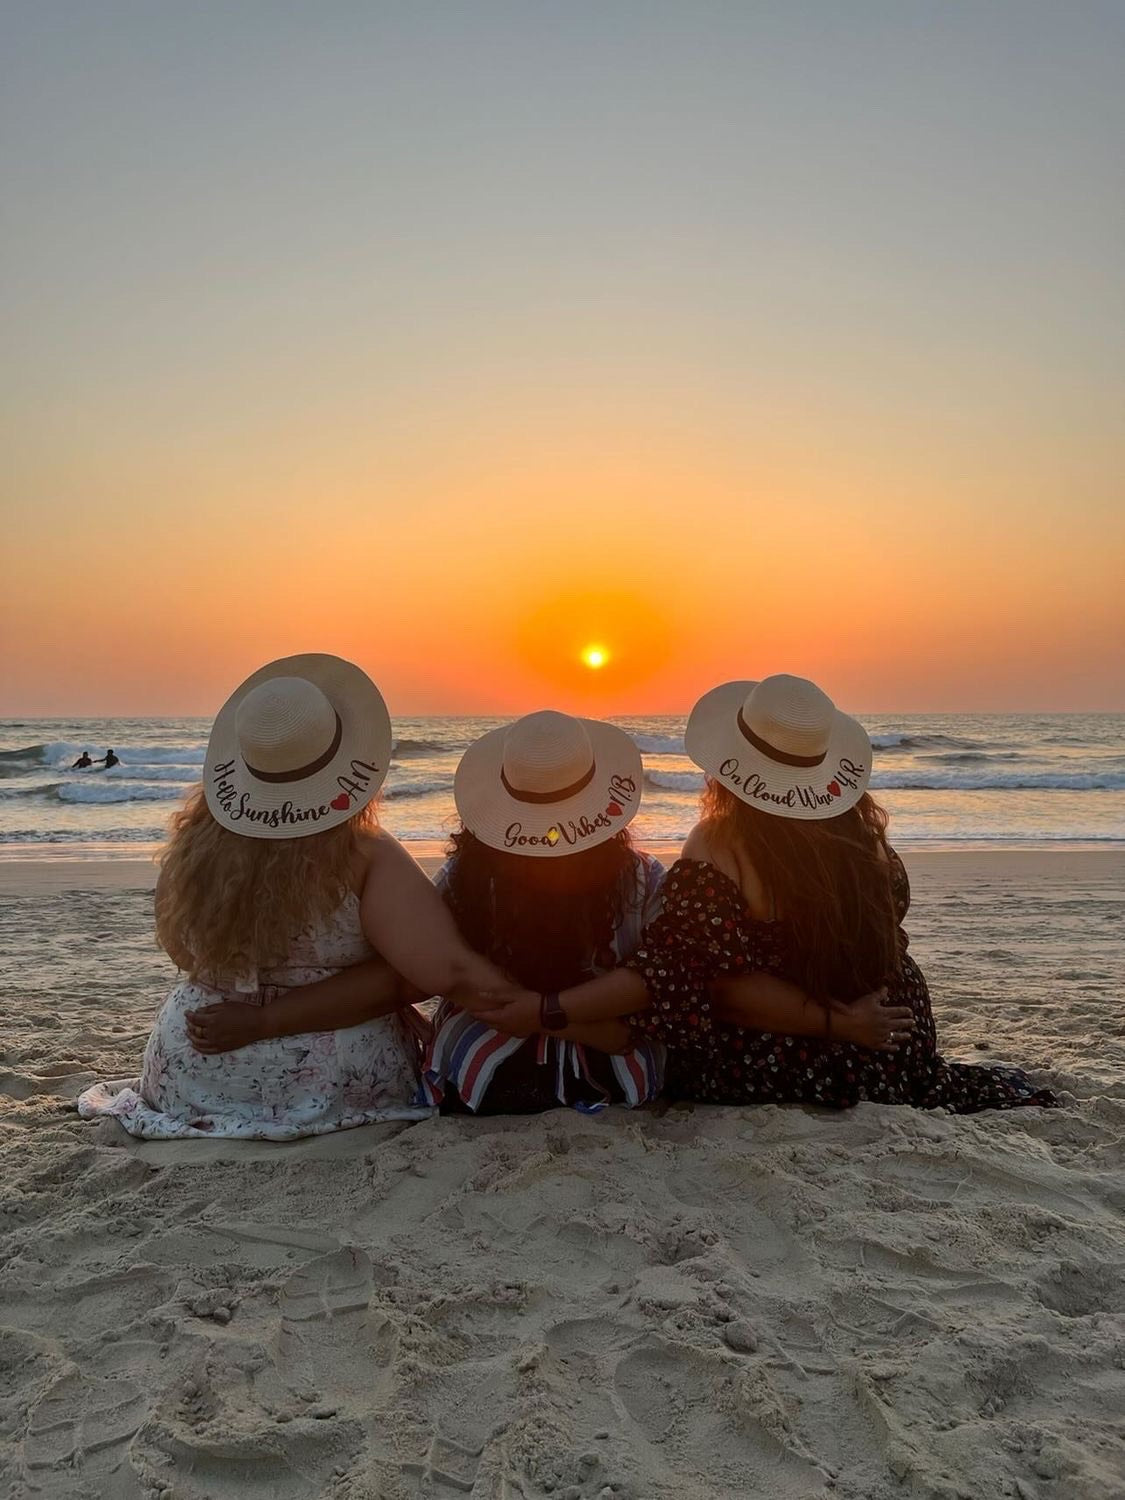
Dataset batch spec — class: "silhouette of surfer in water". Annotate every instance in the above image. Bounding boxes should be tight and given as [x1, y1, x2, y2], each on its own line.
[71, 748, 121, 771]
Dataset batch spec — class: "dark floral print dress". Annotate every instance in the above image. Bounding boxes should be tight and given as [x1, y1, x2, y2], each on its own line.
[625, 856, 1056, 1114]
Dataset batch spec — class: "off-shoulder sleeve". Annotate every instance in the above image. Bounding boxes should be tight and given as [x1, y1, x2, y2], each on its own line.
[623, 858, 758, 1049]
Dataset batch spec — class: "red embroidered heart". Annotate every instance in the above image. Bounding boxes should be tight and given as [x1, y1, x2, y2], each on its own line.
[827, 780, 841, 797]
[606, 800, 623, 817]
[330, 793, 351, 811]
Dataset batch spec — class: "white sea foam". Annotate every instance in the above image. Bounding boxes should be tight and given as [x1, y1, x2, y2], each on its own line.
[56, 782, 185, 805]
[101, 764, 201, 783]
[42, 742, 206, 769]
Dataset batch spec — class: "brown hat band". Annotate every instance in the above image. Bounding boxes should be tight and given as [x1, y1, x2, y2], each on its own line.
[737, 708, 826, 768]
[500, 760, 597, 804]
[244, 711, 344, 783]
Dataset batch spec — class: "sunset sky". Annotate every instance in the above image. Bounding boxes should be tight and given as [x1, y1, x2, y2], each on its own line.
[2, 2, 1123, 716]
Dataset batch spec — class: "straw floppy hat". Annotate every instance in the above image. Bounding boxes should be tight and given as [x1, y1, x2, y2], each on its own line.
[685, 674, 872, 820]
[203, 653, 392, 840]
[455, 710, 643, 857]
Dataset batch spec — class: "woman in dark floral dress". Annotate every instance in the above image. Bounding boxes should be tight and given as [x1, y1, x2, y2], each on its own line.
[626, 836, 1052, 1111]
[477, 675, 1055, 1115]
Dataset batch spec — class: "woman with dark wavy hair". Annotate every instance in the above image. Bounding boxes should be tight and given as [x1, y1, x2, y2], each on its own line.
[420, 709, 666, 1113]
[476, 677, 1056, 1114]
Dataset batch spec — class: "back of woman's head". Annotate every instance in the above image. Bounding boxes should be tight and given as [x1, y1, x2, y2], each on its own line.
[156, 786, 374, 982]
[443, 827, 638, 992]
[702, 780, 899, 1001]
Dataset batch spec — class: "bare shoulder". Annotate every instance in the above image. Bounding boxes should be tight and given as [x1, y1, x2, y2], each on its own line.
[681, 819, 721, 863]
[681, 818, 771, 917]
[354, 828, 421, 889]
[362, 827, 410, 865]
[681, 819, 741, 884]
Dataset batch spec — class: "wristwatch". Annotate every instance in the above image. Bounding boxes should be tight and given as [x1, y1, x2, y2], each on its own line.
[539, 990, 568, 1031]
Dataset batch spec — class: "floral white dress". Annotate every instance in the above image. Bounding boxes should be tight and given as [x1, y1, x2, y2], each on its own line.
[78, 892, 431, 1140]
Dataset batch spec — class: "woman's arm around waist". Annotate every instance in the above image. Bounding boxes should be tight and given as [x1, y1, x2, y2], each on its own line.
[186, 958, 409, 1054]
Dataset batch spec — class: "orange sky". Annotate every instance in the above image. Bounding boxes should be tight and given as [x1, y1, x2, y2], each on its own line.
[4, 396, 1122, 715]
[2, 5, 1123, 716]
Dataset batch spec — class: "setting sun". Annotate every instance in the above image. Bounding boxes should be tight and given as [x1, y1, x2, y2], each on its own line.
[581, 645, 609, 670]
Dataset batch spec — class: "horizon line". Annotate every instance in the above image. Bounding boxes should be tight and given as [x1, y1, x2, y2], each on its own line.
[2, 707, 1123, 721]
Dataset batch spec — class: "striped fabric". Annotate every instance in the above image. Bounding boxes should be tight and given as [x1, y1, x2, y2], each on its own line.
[419, 851, 666, 1113]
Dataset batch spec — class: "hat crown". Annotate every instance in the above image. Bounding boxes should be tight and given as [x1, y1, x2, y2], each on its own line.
[743, 674, 836, 759]
[235, 676, 338, 774]
[501, 710, 594, 795]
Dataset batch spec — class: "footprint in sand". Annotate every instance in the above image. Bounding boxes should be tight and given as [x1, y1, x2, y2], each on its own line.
[1036, 1259, 1123, 1319]
[24, 1365, 150, 1488]
[665, 1163, 810, 1275]
[542, 1314, 640, 1393]
[280, 1245, 376, 1322]
[612, 1341, 827, 1498]
[0, 1325, 58, 1408]
[148, 1416, 365, 1500]
[273, 1246, 397, 1401]
[401, 1432, 486, 1496]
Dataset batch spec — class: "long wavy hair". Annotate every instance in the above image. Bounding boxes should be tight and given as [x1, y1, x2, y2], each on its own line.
[701, 779, 899, 1002]
[155, 786, 376, 983]
[443, 828, 639, 992]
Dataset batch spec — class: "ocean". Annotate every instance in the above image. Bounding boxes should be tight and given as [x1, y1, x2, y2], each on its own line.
[0, 713, 1122, 857]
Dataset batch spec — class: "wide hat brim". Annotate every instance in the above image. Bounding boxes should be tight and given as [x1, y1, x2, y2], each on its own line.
[685, 680, 872, 820]
[203, 653, 392, 840]
[455, 718, 643, 857]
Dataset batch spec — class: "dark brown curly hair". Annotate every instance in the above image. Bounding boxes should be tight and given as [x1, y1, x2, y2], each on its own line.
[701, 779, 900, 1002]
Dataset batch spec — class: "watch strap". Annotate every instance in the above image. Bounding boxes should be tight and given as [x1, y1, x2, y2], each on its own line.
[539, 990, 567, 1031]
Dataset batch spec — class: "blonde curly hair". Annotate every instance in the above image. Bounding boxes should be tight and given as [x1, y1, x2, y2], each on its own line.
[155, 785, 377, 983]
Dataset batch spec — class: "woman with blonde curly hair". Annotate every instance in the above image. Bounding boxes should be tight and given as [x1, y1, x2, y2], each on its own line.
[78, 655, 504, 1140]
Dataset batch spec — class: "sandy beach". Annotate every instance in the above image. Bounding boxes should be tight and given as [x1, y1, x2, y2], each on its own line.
[1, 847, 1122, 1499]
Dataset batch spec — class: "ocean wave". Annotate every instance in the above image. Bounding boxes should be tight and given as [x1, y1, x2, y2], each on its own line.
[0, 827, 166, 845]
[870, 733, 983, 752]
[874, 832, 1125, 846]
[873, 770, 1125, 791]
[392, 738, 458, 759]
[57, 782, 186, 805]
[633, 733, 685, 755]
[381, 778, 452, 801]
[41, 741, 206, 769]
[645, 769, 704, 792]
[104, 764, 201, 783]
[0, 743, 46, 766]
[916, 751, 1025, 764]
